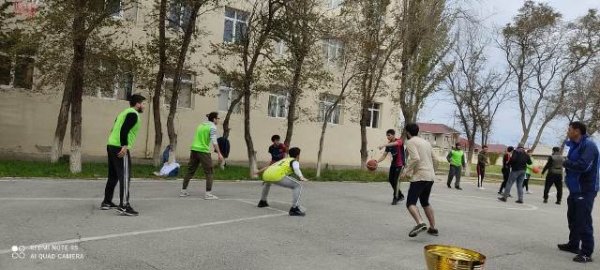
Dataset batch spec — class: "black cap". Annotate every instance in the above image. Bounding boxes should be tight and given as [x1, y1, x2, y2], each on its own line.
[128, 94, 146, 106]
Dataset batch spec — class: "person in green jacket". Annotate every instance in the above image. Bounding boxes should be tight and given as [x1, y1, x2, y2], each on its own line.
[446, 143, 466, 190]
[180, 112, 224, 199]
[102, 94, 146, 216]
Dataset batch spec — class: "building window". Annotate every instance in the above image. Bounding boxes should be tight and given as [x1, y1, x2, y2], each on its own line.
[274, 40, 287, 55]
[96, 72, 134, 100]
[322, 38, 343, 66]
[318, 94, 341, 124]
[268, 92, 288, 118]
[0, 53, 34, 90]
[217, 80, 241, 113]
[164, 73, 193, 108]
[366, 102, 381, 128]
[326, 0, 343, 9]
[223, 7, 249, 43]
[107, 0, 123, 18]
[168, 0, 192, 30]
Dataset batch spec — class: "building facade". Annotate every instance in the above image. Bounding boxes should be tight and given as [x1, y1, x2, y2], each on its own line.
[0, 0, 404, 168]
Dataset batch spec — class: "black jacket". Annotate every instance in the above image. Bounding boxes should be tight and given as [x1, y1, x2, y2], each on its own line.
[508, 149, 532, 171]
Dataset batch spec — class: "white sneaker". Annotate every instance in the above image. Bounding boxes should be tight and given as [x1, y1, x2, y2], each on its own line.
[179, 190, 189, 197]
[526, 191, 533, 194]
[204, 192, 219, 200]
[478, 187, 485, 190]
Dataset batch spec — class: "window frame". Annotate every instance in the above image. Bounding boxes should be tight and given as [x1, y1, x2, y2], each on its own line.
[164, 72, 194, 108]
[366, 102, 381, 128]
[0, 52, 35, 90]
[267, 91, 289, 119]
[318, 94, 342, 125]
[217, 80, 242, 114]
[223, 7, 249, 43]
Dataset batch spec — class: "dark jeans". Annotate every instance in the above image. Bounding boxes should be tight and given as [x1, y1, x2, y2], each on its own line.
[388, 166, 404, 199]
[182, 151, 214, 191]
[499, 168, 510, 193]
[447, 165, 462, 188]
[567, 192, 597, 256]
[523, 174, 530, 191]
[477, 163, 486, 187]
[104, 145, 132, 206]
[543, 173, 562, 202]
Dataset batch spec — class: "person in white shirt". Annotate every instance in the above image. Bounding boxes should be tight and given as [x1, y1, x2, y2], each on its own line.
[400, 123, 438, 237]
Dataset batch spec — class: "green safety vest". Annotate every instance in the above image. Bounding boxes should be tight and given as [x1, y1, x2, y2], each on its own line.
[107, 107, 140, 148]
[191, 122, 213, 153]
[263, 157, 296, 182]
[450, 150, 464, 167]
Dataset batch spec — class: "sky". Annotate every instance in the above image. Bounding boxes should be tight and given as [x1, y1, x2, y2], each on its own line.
[418, 0, 600, 147]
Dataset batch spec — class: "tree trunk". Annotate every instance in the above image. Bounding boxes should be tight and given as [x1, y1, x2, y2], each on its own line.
[151, 0, 168, 167]
[69, 1, 87, 173]
[283, 57, 304, 147]
[316, 117, 329, 179]
[359, 99, 369, 170]
[243, 90, 257, 176]
[166, 3, 201, 161]
[50, 69, 73, 163]
[222, 94, 243, 139]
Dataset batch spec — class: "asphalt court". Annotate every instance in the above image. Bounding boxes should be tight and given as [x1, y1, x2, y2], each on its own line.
[0, 178, 598, 269]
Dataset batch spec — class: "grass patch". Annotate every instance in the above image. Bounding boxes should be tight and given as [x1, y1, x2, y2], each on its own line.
[0, 160, 389, 182]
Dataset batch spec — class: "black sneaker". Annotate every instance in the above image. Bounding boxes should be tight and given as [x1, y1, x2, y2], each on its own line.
[573, 254, 593, 263]
[455, 187, 463, 190]
[543, 199, 548, 203]
[398, 194, 405, 201]
[557, 243, 580, 254]
[100, 201, 118, 210]
[391, 198, 398, 205]
[556, 201, 561, 205]
[447, 184, 452, 188]
[117, 205, 139, 216]
[515, 200, 523, 204]
[289, 206, 305, 216]
[409, 223, 427, 237]
[257, 200, 269, 208]
[498, 197, 507, 202]
[427, 228, 439, 236]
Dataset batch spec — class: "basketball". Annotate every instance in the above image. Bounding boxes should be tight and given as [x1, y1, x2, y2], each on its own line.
[532, 166, 541, 174]
[366, 160, 378, 171]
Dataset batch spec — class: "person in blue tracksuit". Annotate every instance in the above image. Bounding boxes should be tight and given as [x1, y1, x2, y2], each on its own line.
[557, 122, 599, 263]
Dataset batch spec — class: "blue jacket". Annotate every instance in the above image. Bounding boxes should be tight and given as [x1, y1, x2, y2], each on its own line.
[564, 135, 600, 194]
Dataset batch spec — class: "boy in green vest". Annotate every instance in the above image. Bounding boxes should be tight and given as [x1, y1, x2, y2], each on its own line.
[180, 112, 224, 199]
[102, 94, 146, 216]
[446, 143, 466, 190]
[257, 147, 309, 216]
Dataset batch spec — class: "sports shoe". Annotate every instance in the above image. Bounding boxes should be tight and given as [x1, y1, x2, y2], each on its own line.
[179, 190, 189, 197]
[455, 187, 463, 190]
[526, 191, 533, 194]
[204, 192, 219, 200]
[447, 184, 451, 188]
[573, 254, 593, 263]
[289, 206, 305, 216]
[543, 199, 548, 203]
[117, 205, 139, 216]
[515, 200, 524, 204]
[558, 243, 580, 254]
[556, 201, 561, 205]
[498, 197, 507, 202]
[478, 187, 485, 190]
[398, 193, 405, 201]
[257, 200, 269, 208]
[391, 198, 399, 205]
[100, 201, 118, 210]
[409, 223, 427, 237]
[427, 228, 439, 236]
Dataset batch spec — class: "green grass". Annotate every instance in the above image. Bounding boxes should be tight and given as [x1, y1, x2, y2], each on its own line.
[0, 160, 389, 182]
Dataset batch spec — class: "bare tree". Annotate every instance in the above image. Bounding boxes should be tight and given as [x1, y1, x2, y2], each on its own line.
[560, 66, 600, 136]
[341, 0, 403, 169]
[151, 0, 168, 167]
[500, 2, 600, 150]
[209, 0, 286, 176]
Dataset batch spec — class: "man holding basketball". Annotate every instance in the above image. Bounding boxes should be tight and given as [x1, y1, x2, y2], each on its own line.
[377, 129, 406, 205]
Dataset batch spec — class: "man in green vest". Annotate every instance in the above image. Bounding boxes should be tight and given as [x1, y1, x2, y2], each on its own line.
[446, 143, 466, 190]
[180, 112, 224, 199]
[101, 94, 146, 216]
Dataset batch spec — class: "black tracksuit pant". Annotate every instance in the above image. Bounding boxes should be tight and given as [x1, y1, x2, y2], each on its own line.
[104, 145, 132, 207]
[543, 173, 563, 202]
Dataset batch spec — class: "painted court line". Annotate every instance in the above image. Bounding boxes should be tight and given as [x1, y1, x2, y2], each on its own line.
[0, 211, 287, 255]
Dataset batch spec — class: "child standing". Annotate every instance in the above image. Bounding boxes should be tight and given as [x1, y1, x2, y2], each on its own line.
[268, 135, 287, 164]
